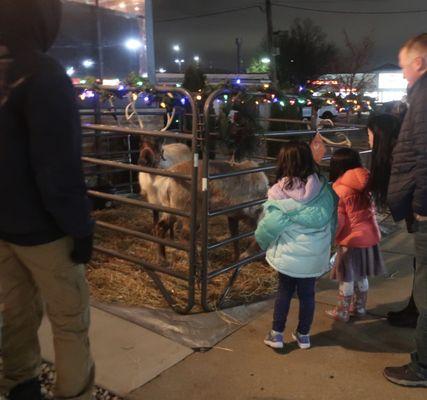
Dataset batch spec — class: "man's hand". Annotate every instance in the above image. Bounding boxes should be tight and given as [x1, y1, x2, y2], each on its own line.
[71, 234, 94, 264]
[405, 212, 418, 233]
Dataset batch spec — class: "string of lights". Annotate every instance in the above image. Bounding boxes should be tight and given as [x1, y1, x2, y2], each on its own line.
[155, 5, 263, 23]
[272, 1, 427, 15]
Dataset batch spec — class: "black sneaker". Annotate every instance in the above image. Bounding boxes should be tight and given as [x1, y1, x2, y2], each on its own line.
[384, 364, 427, 388]
[8, 378, 43, 400]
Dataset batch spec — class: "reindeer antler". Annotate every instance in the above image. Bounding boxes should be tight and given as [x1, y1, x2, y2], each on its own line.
[317, 131, 352, 147]
[125, 92, 144, 129]
[316, 119, 352, 147]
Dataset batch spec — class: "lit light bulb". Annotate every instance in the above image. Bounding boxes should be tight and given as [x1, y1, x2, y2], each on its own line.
[66, 66, 75, 76]
[125, 38, 142, 51]
[82, 59, 94, 69]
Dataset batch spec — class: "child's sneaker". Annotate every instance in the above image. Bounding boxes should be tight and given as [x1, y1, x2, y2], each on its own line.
[292, 331, 311, 349]
[264, 330, 284, 349]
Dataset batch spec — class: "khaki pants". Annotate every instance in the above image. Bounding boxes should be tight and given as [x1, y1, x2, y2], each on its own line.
[0, 237, 94, 399]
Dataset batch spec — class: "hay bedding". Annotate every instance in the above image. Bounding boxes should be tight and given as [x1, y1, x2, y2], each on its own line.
[88, 204, 277, 311]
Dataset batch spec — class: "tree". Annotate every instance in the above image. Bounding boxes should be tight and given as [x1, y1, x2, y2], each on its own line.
[274, 18, 337, 87]
[247, 58, 270, 73]
[182, 65, 206, 92]
[332, 30, 375, 94]
[331, 30, 376, 121]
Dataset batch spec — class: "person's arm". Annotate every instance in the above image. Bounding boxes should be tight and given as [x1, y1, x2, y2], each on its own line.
[25, 69, 94, 262]
[412, 101, 427, 217]
[329, 190, 339, 244]
[255, 203, 290, 251]
[334, 197, 347, 243]
[387, 111, 416, 222]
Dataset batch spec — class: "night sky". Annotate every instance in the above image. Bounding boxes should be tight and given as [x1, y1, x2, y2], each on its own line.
[152, 0, 427, 73]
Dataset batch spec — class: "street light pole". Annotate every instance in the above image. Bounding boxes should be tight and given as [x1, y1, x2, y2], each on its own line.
[95, 0, 104, 79]
[175, 59, 184, 72]
[235, 38, 242, 74]
[173, 45, 183, 72]
[145, 0, 157, 84]
[265, 0, 278, 87]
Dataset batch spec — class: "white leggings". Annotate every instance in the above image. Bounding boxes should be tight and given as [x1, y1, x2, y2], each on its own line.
[339, 277, 369, 297]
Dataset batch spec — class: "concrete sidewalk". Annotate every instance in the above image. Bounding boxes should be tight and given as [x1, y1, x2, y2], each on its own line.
[128, 301, 424, 400]
[127, 228, 425, 400]
[39, 308, 193, 397]
[9, 223, 418, 399]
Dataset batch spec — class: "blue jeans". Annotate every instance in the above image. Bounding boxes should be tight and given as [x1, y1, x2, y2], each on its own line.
[272, 273, 316, 335]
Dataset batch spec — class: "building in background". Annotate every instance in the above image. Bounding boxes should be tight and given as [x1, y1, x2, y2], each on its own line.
[369, 64, 407, 103]
[53, 1, 155, 81]
[313, 64, 407, 103]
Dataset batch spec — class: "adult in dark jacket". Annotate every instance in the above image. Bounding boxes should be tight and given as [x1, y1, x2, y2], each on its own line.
[367, 113, 420, 329]
[0, 1, 94, 399]
[384, 33, 427, 387]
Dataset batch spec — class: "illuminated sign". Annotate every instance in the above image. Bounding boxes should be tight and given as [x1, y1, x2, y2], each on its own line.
[378, 73, 407, 90]
[310, 80, 339, 86]
[67, 1, 145, 15]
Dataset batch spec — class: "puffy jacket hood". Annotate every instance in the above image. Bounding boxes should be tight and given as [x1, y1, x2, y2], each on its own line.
[268, 177, 337, 230]
[268, 174, 322, 202]
[0, 0, 62, 55]
[335, 167, 369, 192]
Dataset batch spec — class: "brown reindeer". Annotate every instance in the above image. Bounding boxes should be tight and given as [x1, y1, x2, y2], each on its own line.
[155, 159, 268, 261]
[138, 142, 193, 260]
[138, 137, 166, 169]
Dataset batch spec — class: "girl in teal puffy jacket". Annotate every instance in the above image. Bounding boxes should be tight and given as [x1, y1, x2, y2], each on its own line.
[255, 141, 337, 350]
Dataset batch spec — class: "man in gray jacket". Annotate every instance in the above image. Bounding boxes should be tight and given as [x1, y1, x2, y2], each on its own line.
[385, 33, 427, 387]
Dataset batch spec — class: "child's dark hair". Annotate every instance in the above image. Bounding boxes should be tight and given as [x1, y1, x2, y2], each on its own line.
[329, 148, 362, 182]
[276, 141, 318, 189]
[366, 113, 400, 210]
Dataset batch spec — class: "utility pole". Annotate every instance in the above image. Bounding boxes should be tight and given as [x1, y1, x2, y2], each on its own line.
[235, 38, 242, 74]
[265, 0, 278, 87]
[95, 0, 104, 79]
[145, 0, 157, 84]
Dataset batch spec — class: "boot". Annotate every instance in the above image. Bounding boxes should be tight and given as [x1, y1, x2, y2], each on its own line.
[350, 287, 368, 317]
[326, 292, 352, 322]
[387, 294, 419, 328]
[8, 378, 42, 400]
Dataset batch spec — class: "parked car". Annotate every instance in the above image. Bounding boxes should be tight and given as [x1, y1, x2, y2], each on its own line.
[317, 105, 339, 119]
[302, 104, 338, 120]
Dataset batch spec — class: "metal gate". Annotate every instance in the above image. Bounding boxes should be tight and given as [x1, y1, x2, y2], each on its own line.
[80, 84, 368, 313]
[81, 86, 199, 314]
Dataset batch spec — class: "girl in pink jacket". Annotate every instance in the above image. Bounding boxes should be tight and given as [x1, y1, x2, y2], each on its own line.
[326, 148, 385, 322]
